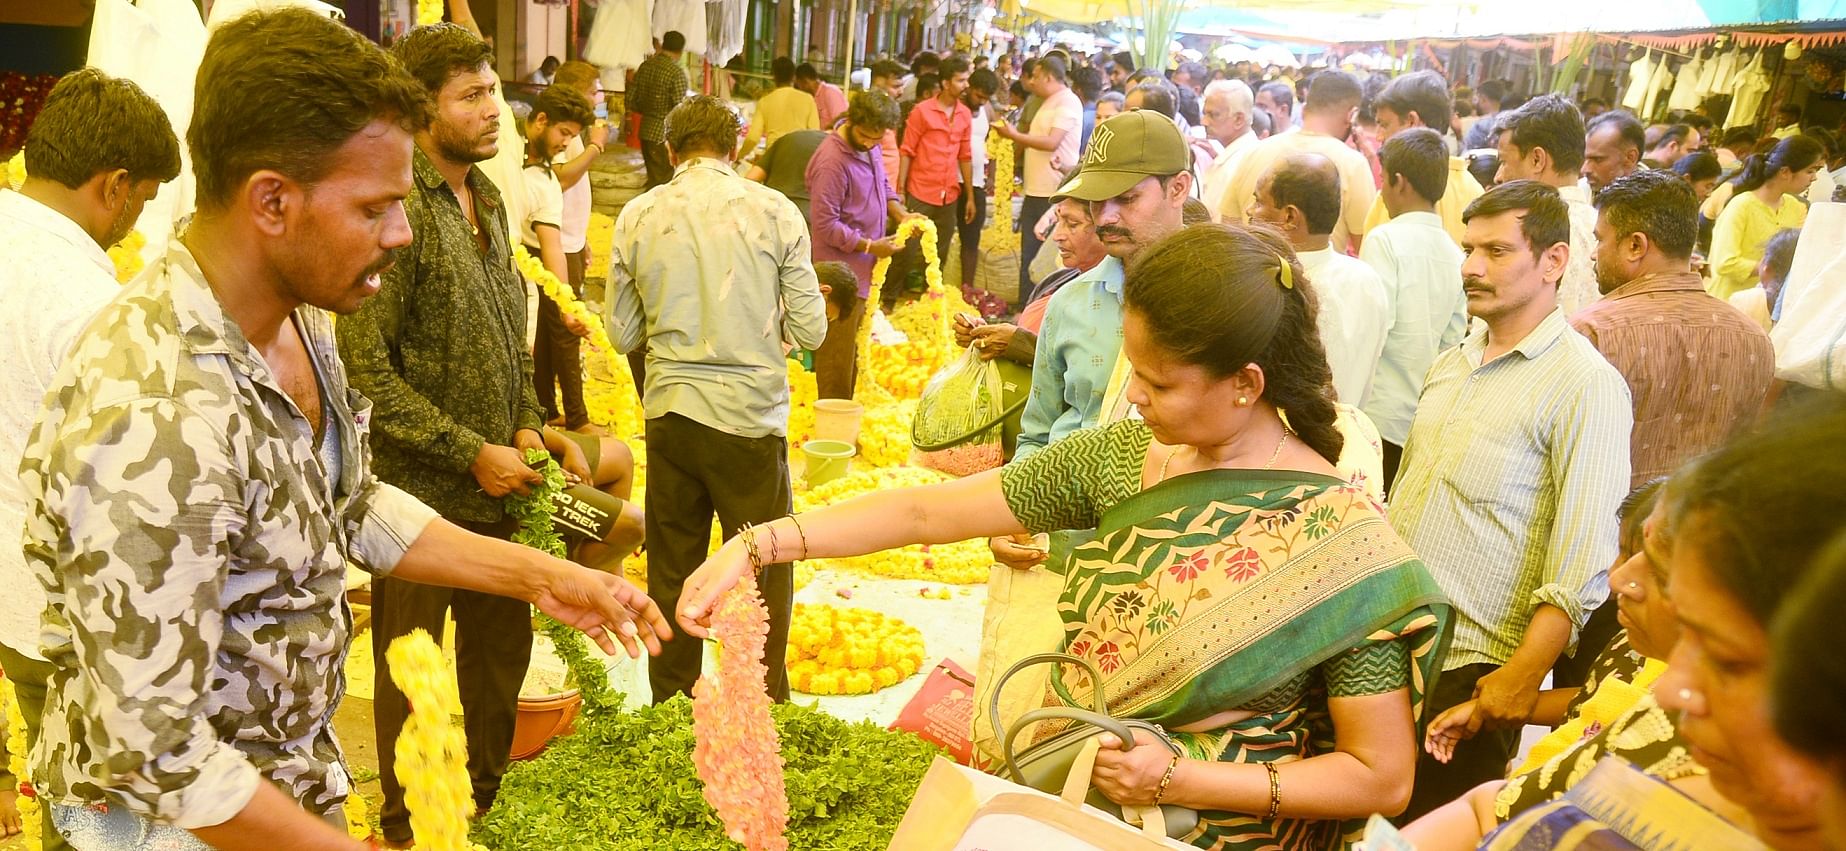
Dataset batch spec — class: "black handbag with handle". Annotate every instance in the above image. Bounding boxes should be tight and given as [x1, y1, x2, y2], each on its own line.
[991, 653, 1202, 840]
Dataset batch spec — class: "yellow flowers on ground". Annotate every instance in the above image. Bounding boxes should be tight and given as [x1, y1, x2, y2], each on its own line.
[386, 629, 480, 851]
[3, 678, 42, 851]
[786, 604, 925, 695]
[793, 467, 993, 584]
[584, 212, 614, 283]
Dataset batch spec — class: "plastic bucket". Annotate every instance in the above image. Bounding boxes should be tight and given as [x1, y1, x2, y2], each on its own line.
[802, 439, 857, 487]
[813, 399, 865, 444]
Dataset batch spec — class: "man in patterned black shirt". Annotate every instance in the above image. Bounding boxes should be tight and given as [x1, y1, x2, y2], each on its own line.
[334, 23, 609, 848]
[629, 30, 689, 188]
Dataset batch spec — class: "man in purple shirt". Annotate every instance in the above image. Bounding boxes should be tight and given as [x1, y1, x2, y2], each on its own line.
[806, 89, 919, 398]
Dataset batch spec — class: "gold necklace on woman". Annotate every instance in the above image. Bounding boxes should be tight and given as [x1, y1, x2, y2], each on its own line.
[1159, 426, 1293, 483]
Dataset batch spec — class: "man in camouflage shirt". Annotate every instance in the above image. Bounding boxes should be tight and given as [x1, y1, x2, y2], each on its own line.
[19, 11, 667, 851]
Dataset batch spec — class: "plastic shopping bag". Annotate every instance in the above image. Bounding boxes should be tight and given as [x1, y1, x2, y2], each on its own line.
[912, 345, 1007, 477]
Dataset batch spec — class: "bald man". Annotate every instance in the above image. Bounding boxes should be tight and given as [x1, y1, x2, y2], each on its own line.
[1246, 153, 1389, 403]
[1199, 80, 1257, 220]
[1222, 70, 1375, 252]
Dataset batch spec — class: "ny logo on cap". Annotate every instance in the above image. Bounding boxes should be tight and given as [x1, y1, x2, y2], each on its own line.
[1085, 125, 1114, 166]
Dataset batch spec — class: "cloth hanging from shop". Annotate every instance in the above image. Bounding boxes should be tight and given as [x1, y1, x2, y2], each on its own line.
[1667, 54, 1704, 112]
[1643, 54, 1675, 120]
[1621, 50, 1654, 112]
[706, 0, 745, 69]
[1726, 50, 1771, 129]
[1705, 47, 1740, 103]
[585, 0, 656, 84]
[653, 0, 707, 56]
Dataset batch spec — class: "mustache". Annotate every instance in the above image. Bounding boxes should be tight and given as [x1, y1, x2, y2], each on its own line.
[363, 249, 401, 279]
[1094, 225, 1131, 240]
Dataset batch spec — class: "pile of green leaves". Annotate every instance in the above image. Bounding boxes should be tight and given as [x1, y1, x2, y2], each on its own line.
[473, 695, 940, 850]
[489, 448, 942, 849]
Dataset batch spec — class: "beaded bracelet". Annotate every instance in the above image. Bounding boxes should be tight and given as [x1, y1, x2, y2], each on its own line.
[1264, 761, 1281, 819]
[1153, 754, 1180, 805]
[787, 514, 810, 560]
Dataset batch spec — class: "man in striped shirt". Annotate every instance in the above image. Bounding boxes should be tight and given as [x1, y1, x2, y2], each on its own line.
[1391, 180, 1633, 820]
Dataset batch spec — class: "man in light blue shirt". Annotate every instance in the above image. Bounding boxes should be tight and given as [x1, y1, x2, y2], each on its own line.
[998, 110, 1191, 568]
[605, 96, 826, 703]
[1359, 128, 1468, 484]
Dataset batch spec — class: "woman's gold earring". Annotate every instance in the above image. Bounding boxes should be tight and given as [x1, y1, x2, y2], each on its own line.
[1236, 396, 1249, 406]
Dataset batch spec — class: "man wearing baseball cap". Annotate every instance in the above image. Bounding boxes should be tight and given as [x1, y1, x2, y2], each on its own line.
[992, 109, 1192, 569]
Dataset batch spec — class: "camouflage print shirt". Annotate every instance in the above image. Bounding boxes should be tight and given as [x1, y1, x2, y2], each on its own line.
[19, 239, 441, 828]
[337, 147, 546, 524]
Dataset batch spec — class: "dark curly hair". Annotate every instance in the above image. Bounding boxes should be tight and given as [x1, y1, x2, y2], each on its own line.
[1121, 223, 1343, 464]
[24, 68, 180, 190]
[390, 22, 494, 101]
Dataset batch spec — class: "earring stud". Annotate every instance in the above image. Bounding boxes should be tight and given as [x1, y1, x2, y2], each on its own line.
[1237, 396, 1249, 406]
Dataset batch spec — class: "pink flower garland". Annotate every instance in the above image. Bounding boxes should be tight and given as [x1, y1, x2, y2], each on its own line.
[690, 572, 789, 850]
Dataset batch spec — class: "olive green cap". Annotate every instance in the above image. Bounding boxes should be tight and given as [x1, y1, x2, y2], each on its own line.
[1053, 110, 1191, 202]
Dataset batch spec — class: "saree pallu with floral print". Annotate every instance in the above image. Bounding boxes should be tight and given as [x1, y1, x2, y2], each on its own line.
[1045, 470, 1452, 851]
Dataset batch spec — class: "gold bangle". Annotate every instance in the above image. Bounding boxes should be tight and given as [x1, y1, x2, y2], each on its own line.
[1153, 754, 1180, 805]
[764, 521, 782, 567]
[1264, 761, 1280, 820]
[787, 514, 810, 560]
[739, 524, 763, 572]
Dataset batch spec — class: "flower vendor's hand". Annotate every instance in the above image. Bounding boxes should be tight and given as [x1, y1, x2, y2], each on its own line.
[0, 786, 20, 836]
[533, 560, 671, 659]
[990, 534, 1048, 570]
[587, 120, 611, 149]
[678, 538, 755, 638]
[472, 442, 545, 496]
[1423, 699, 1481, 764]
[553, 433, 593, 486]
[967, 324, 1016, 360]
[1091, 730, 1173, 807]
[866, 236, 901, 259]
[1472, 662, 1542, 731]
[562, 312, 590, 337]
[953, 312, 986, 348]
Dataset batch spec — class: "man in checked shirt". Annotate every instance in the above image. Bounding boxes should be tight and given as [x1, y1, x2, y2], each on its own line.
[19, 10, 668, 850]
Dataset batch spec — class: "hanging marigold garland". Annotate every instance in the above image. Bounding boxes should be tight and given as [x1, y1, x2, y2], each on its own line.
[979, 129, 1018, 254]
[853, 217, 949, 402]
[2, 678, 41, 851]
[512, 244, 645, 440]
[384, 630, 486, 851]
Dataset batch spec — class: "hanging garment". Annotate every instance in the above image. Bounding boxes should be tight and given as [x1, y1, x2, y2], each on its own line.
[1621, 50, 1654, 112]
[1643, 53, 1676, 120]
[1726, 51, 1771, 129]
[1667, 54, 1704, 112]
[1708, 47, 1741, 102]
[585, 0, 655, 79]
[706, 0, 745, 69]
[652, 0, 706, 56]
[1694, 49, 1720, 99]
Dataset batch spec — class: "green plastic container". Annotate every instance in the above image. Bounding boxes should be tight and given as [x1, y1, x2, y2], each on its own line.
[801, 439, 857, 487]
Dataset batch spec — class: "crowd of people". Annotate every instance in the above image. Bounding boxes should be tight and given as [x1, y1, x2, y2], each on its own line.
[0, 7, 1843, 851]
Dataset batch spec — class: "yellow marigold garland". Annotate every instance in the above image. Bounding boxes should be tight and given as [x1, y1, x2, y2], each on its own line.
[980, 129, 1018, 253]
[109, 230, 146, 283]
[854, 217, 947, 401]
[786, 357, 818, 448]
[416, 0, 444, 25]
[786, 605, 925, 695]
[513, 244, 644, 440]
[4, 151, 24, 190]
[2, 678, 41, 851]
[385, 629, 485, 851]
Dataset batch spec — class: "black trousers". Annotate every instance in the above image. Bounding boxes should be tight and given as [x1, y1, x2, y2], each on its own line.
[641, 139, 673, 189]
[958, 187, 987, 287]
[812, 293, 863, 400]
[644, 413, 794, 703]
[1400, 662, 1522, 823]
[533, 247, 588, 429]
[906, 193, 960, 272]
[1382, 439, 1405, 492]
[1017, 194, 1053, 305]
[373, 518, 533, 843]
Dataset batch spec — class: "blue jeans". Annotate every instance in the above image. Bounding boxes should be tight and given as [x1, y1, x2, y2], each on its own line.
[52, 802, 346, 850]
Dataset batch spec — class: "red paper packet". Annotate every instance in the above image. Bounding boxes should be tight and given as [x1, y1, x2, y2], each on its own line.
[889, 658, 977, 765]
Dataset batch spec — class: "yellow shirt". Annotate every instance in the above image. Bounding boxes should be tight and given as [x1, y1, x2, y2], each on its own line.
[740, 86, 820, 160]
[1359, 156, 1483, 246]
[1709, 190, 1806, 300]
[1221, 129, 1376, 253]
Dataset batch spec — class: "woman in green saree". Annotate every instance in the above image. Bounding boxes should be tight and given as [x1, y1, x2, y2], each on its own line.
[681, 223, 1453, 850]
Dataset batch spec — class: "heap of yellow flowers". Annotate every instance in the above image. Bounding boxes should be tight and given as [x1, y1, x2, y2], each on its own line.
[785, 604, 925, 695]
[513, 244, 644, 440]
[2, 679, 42, 851]
[854, 217, 947, 403]
[855, 399, 917, 469]
[981, 129, 1018, 253]
[416, 0, 444, 25]
[385, 629, 488, 851]
[583, 212, 615, 283]
[791, 467, 992, 583]
[785, 357, 819, 448]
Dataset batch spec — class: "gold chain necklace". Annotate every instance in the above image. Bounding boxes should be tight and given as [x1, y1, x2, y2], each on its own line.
[1159, 426, 1292, 483]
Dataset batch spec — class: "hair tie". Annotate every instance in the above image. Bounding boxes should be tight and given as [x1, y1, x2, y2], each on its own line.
[1274, 254, 1294, 290]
